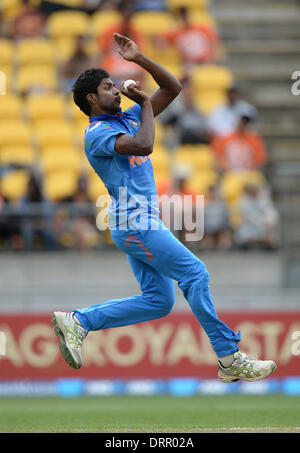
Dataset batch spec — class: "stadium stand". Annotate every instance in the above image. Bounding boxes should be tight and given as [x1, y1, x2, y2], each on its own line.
[0, 0, 286, 252]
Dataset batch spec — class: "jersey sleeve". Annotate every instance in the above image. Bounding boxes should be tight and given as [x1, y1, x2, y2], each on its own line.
[124, 103, 142, 122]
[84, 122, 123, 158]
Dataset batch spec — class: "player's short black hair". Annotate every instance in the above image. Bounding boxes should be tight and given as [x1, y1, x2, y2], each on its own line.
[72, 68, 109, 116]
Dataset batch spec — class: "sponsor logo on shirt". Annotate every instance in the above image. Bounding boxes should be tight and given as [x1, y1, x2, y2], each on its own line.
[128, 155, 149, 168]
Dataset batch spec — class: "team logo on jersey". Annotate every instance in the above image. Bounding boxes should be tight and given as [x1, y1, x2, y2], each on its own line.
[129, 119, 140, 129]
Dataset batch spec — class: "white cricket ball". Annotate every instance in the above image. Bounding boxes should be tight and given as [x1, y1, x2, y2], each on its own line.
[123, 79, 137, 92]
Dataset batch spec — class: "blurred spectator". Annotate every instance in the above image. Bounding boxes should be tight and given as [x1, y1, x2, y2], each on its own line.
[158, 76, 210, 149]
[212, 115, 267, 173]
[0, 10, 4, 37]
[203, 185, 232, 250]
[59, 176, 100, 250]
[84, 0, 118, 13]
[155, 7, 221, 69]
[208, 86, 257, 138]
[19, 173, 55, 251]
[235, 183, 279, 250]
[158, 165, 197, 245]
[10, 0, 46, 40]
[63, 35, 93, 92]
[0, 192, 22, 251]
[98, 0, 145, 86]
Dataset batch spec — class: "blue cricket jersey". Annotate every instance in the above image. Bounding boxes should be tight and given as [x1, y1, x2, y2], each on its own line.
[84, 104, 160, 230]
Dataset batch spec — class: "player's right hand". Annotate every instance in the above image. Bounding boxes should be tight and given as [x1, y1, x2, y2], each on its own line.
[119, 80, 150, 106]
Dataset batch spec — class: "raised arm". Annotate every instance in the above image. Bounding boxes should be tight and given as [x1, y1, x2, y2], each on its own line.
[113, 33, 182, 117]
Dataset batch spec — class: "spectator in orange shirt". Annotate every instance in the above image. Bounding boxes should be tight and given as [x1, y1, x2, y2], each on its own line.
[156, 7, 221, 69]
[212, 115, 267, 173]
[98, 0, 145, 85]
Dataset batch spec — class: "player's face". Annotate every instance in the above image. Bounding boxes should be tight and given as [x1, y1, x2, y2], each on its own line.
[96, 78, 121, 115]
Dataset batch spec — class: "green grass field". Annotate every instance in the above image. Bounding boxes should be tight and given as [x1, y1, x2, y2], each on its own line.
[0, 395, 300, 433]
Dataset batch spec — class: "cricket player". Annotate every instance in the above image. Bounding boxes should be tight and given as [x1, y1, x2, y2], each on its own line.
[53, 33, 277, 382]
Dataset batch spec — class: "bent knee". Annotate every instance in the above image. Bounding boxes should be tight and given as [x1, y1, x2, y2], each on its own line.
[159, 296, 175, 317]
[148, 288, 175, 318]
[143, 278, 175, 318]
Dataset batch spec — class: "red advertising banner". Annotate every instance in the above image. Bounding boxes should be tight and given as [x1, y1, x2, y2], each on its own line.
[0, 312, 300, 379]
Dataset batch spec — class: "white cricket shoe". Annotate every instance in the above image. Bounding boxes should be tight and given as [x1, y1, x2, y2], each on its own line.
[52, 311, 87, 369]
[218, 351, 277, 382]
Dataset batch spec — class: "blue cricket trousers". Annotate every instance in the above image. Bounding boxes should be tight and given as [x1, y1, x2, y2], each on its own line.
[74, 219, 241, 358]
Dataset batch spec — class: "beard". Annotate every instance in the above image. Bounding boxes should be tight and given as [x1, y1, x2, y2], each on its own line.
[100, 98, 121, 115]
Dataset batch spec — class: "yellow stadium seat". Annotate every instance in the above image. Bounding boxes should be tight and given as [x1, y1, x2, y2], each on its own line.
[174, 145, 216, 172]
[43, 171, 78, 201]
[90, 10, 121, 37]
[152, 165, 171, 182]
[3, 0, 42, 19]
[16, 65, 58, 94]
[70, 120, 88, 149]
[161, 63, 184, 80]
[88, 172, 109, 202]
[0, 39, 13, 65]
[40, 144, 80, 155]
[0, 65, 12, 93]
[74, 118, 89, 132]
[67, 98, 89, 144]
[120, 96, 135, 112]
[132, 11, 176, 35]
[2, 0, 22, 20]
[35, 121, 74, 148]
[47, 0, 83, 6]
[191, 65, 234, 91]
[150, 145, 170, 173]
[0, 120, 31, 147]
[16, 39, 56, 66]
[145, 63, 183, 93]
[228, 202, 242, 229]
[47, 11, 90, 39]
[152, 160, 170, 176]
[195, 90, 226, 114]
[187, 9, 217, 27]
[1, 170, 30, 201]
[220, 171, 266, 204]
[68, 97, 87, 122]
[0, 94, 23, 120]
[243, 170, 266, 186]
[52, 37, 76, 62]
[146, 44, 181, 66]
[220, 173, 245, 204]
[154, 121, 165, 145]
[0, 146, 35, 166]
[41, 150, 81, 175]
[168, 0, 210, 9]
[26, 93, 66, 123]
[185, 170, 219, 195]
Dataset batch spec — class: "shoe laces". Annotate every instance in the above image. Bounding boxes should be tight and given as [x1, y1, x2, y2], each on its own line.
[66, 322, 87, 349]
[237, 352, 258, 364]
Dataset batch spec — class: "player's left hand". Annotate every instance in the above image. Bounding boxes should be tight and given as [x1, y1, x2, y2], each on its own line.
[113, 33, 142, 62]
